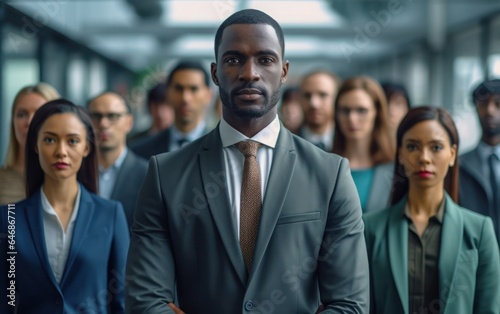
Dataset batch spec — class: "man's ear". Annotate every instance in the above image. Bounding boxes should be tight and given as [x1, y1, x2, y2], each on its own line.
[281, 60, 289, 84]
[211, 63, 219, 86]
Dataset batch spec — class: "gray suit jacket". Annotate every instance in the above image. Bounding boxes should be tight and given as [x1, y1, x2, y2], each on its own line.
[111, 150, 148, 228]
[365, 162, 394, 213]
[126, 125, 369, 313]
[459, 147, 499, 239]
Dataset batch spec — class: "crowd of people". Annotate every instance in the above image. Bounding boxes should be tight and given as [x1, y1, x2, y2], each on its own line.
[0, 8, 499, 314]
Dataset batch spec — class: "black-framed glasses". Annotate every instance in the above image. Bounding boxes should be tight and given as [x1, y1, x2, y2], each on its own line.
[89, 112, 128, 123]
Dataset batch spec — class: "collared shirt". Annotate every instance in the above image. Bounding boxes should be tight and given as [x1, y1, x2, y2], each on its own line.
[404, 199, 445, 314]
[300, 125, 334, 151]
[99, 148, 128, 199]
[169, 121, 207, 151]
[220, 116, 280, 240]
[41, 186, 81, 284]
[477, 141, 500, 196]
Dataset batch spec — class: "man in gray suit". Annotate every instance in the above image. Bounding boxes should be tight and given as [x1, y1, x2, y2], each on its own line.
[459, 79, 500, 240]
[126, 9, 369, 314]
[88, 92, 148, 228]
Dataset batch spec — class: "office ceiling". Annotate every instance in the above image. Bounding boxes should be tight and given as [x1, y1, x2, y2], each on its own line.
[7, 0, 500, 76]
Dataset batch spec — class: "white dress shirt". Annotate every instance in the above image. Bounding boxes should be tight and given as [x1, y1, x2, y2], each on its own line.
[41, 186, 81, 284]
[220, 116, 280, 240]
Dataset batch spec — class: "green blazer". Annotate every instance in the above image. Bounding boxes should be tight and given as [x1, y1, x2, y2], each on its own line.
[363, 193, 500, 314]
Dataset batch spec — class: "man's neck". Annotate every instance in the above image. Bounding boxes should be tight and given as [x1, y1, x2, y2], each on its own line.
[482, 135, 500, 147]
[223, 112, 276, 138]
[99, 146, 125, 170]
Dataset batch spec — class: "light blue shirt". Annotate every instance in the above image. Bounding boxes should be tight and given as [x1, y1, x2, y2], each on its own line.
[220, 116, 280, 240]
[99, 148, 128, 199]
[169, 121, 207, 151]
[41, 186, 81, 284]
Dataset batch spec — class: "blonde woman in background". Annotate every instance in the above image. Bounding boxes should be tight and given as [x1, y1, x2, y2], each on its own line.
[0, 83, 60, 205]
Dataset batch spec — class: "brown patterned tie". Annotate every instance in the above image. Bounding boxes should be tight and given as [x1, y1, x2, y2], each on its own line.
[236, 141, 262, 273]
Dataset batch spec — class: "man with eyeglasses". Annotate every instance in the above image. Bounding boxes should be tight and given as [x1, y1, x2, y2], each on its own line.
[459, 79, 500, 241]
[130, 60, 213, 160]
[87, 92, 148, 228]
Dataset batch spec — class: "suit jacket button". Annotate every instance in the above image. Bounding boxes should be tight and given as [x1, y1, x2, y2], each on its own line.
[244, 300, 255, 311]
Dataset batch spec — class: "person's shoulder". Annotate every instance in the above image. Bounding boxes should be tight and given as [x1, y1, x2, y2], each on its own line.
[291, 133, 343, 163]
[459, 146, 479, 165]
[126, 149, 148, 168]
[83, 188, 122, 212]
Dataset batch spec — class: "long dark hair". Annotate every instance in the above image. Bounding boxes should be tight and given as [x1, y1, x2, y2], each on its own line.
[332, 76, 395, 165]
[25, 99, 98, 197]
[390, 106, 459, 205]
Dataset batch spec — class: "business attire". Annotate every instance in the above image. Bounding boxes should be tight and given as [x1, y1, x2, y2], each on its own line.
[298, 125, 334, 151]
[0, 166, 25, 205]
[352, 162, 394, 213]
[126, 119, 369, 313]
[363, 193, 500, 314]
[0, 185, 130, 314]
[459, 142, 500, 239]
[99, 149, 148, 228]
[130, 122, 208, 160]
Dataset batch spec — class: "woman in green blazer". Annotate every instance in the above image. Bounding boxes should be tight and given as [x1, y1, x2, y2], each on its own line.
[363, 106, 500, 314]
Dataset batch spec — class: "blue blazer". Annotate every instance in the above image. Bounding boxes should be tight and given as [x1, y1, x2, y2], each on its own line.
[0, 185, 130, 314]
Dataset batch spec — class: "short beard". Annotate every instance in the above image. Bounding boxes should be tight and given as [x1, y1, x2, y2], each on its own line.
[219, 85, 281, 119]
[483, 126, 500, 137]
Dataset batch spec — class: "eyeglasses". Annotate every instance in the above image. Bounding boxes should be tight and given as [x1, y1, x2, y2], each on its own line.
[89, 112, 128, 123]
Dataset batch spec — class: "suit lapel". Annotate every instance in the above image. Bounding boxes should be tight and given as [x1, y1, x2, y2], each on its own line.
[25, 190, 60, 288]
[387, 199, 409, 314]
[249, 128, 296, 280]
[461, 149, 490, 197]
[439, 194, 463, 313]
[60, 185, 95, 287]
[199, 127, 247, 286]
[111, 151, 131, 199]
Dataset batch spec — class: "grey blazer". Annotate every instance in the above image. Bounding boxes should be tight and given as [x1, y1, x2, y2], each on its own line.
[125, 125, 369, 313]
[365, 162, 394, 213]
[459, 147, 499, 239]
[111, 150, 148, 228]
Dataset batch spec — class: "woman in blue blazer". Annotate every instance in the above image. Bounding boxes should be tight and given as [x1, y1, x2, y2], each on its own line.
[0, 99, 130, 314]
[363, 106, 500, 314]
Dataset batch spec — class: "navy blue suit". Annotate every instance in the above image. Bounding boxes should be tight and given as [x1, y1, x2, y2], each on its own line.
[0, 185, 130, 314]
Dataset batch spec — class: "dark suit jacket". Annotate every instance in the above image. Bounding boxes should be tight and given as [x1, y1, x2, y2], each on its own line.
[363, 194, 500, 314]
[111, 150, 148, 228]
[459, 147, 499, 238]
[0, 185, 130, 314]
[125, 125, 369, 314]
[129, 127, 171, 160]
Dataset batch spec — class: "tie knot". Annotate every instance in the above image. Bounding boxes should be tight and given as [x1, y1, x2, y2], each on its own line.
[236, 141, 261, 158]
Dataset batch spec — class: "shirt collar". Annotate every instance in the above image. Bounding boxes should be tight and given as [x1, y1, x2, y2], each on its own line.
[219, 116, 280, 148]
[99, 147, 128, 173]
[478, 141, 500, 160]
[404, 198, 446, 224]
[171, 121, 207, 142]
[41, 185, 81, 225]
[301, 125, 333, 144]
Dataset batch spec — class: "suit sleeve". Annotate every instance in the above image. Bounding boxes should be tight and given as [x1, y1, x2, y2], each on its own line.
[108, 201, 130, 314]
[473, 217, 500, 314]
[319, 158, 370, 313]
[125, 156, 176, 314]
[362, 215, 376, 314]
